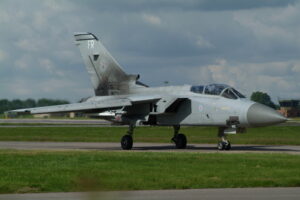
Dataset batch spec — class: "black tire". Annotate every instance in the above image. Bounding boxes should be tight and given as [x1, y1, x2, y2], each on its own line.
[121, 135, 133, 150]
[218, 141, 231, 151]
[218, 142, 225, 150]
[225, 142, 231, 150]
[175, 133, 187, 149]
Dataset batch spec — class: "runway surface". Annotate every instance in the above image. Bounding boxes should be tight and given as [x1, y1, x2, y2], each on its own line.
[0, 141, 300, 154]
[1, 187, 300, 200]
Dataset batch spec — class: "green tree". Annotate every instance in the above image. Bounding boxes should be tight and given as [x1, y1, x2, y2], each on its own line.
[0, 99, 10, 114]
[11, 99, 25, 109]
[250, 91, 276, 109]
[37, 99, 69, 107]
[24, 99, 36, 108]
[0, 99, 69, 114]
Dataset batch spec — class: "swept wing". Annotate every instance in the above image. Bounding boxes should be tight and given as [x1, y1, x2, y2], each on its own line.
[8, 96, 162, 115]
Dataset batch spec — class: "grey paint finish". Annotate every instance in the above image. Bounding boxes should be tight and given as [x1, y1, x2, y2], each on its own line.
[247, 103, 287, 126]
[1, 188, 300, 200]
[74, 32, 142, 96]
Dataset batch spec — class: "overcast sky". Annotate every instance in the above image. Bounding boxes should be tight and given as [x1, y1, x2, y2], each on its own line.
[1, 0, 300, 102]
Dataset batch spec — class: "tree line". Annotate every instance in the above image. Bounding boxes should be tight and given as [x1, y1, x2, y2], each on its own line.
[0, 99, 69, 114]
[250, 91, 278, 109]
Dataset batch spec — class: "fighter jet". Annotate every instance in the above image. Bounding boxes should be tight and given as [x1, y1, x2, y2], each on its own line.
[9, 32, 287, 150]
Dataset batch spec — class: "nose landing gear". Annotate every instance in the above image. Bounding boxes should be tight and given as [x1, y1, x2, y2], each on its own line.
[218, 141, 231, 150]
[217, 127, 231, 150]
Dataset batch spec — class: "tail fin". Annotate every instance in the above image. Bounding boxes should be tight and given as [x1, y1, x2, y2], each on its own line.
[74, 32, 137, 96]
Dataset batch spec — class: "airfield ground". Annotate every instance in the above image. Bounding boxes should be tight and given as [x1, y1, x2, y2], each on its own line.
[0, 126, 300, 145]
[0, 150, 300, 193]
[0, 125, 299, 194]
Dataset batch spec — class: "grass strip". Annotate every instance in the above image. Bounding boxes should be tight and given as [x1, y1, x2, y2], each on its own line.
[0, 150, 300, 193]
[0, 126, 300, 145]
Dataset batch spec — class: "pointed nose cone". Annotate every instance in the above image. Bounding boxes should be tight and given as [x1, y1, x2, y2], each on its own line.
[247, 103, 287, 127]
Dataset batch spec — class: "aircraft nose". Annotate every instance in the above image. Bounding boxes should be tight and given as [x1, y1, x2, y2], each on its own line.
[247, 103, 287, 127]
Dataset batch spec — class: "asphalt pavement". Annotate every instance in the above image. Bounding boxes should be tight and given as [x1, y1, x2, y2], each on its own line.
[0, 141, 300, 154]
[1, 188, 300, 200]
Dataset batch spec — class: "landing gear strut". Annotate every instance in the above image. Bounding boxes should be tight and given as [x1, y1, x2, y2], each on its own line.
[121, 124, 135, 150]
[171, 125, 187, 149]
[217, 127, 231, 150]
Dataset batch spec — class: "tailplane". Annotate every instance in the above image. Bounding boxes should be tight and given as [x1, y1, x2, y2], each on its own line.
[74, 32, 141, 96]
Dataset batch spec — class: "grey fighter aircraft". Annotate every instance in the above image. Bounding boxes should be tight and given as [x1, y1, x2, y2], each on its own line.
[9, 32, 287, 150]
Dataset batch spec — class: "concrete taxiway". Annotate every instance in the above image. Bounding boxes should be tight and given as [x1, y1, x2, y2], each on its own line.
[0, 141, 300, 154]
[1, 188, 300, 200]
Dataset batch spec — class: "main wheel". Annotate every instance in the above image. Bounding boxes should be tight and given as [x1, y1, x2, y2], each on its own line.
[218, 141, 231, 150]
[175, 133, 187, 149]
[121, 135, 133, 150]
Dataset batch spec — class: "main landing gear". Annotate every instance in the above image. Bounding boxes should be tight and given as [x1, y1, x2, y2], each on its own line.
[121, 125, 134, 150]
[120, 125, 230, 151]
[120, 124, 188, 150]
[171, 125, 187, 149]
[217, 127, 231, 150]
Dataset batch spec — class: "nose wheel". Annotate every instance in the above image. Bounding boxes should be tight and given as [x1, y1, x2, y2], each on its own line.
[218, 141, 231, 150]
[218, 127, 231, 151]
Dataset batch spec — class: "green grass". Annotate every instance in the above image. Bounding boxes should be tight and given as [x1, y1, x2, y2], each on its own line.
[0, 126, 300, 145]
[289, 117, 300, 121]
[0, 150, 299, 193]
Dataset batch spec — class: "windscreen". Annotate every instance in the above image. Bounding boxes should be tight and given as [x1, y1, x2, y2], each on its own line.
[191, 83, 245, 99]
[191, 85, 204, 94]
[232, 88, 246, 98]
[221, 88, 238, 99]
[204, 84, 228, 95]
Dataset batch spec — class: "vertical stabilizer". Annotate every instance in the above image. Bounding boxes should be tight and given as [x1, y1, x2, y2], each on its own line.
[74, 32, 134, 96]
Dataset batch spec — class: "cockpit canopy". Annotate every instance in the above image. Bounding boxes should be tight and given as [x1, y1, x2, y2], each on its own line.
[190, 84, 245, 99]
